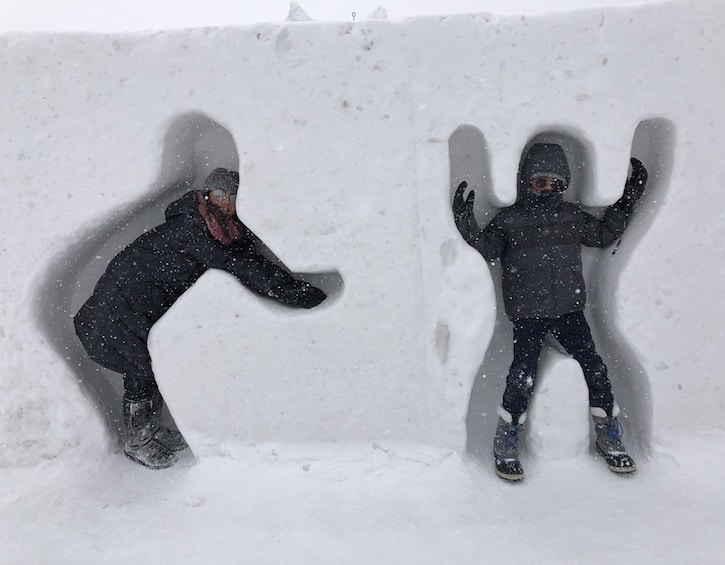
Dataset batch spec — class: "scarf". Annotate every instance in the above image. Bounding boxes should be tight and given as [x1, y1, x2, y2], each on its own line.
[197, 191, 244, 245]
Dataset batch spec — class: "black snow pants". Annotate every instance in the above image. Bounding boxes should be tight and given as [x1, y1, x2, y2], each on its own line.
[501, 310, 614, 423]
[74, 299, 158, 400]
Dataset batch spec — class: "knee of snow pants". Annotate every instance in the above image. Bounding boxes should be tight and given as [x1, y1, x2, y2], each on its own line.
[74, 301, 155, 384]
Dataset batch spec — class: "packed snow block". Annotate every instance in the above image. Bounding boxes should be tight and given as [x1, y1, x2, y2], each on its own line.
[2, 1, 725, 465]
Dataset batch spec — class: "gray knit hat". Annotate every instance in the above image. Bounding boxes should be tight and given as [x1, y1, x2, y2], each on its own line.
[202, 168, 239, 193]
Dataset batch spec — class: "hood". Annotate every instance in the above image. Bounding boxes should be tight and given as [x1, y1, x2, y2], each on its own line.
[165, 190, 202, 221]
[517, 143, 571, 204]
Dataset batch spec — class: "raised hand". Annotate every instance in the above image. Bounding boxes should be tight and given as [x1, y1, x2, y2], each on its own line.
[618, 158, 648, 213]
[624, 157, 648, 200]
[295, 281, 327, 309]
[452, 181, 478, 241]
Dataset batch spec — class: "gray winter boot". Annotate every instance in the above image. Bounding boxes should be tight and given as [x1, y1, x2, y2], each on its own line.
[122, 396, 177, 470]
[153, 427, 188, 453]
[149, 392, 189, 453]
[591, 406, 636, 474]
[493, 407, 525, 481]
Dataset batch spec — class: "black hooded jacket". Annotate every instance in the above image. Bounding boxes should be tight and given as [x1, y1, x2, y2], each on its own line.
[75, 191, 322, 343]
[466, 143, 631, 320]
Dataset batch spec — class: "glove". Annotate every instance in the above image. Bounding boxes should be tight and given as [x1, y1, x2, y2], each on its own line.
[268, 280, 326, 308]
[616, 158, 648, 214]
[293, 281, 327, 309]
[452, 181, 478, 241]
[627, 157, 648, 197]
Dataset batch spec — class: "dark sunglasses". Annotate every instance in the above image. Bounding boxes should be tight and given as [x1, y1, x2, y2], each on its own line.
[530, 177, 565, 191]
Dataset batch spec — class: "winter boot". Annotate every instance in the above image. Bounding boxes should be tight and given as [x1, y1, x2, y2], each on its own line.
[153, 427, 188, 453]
[122, 396, 177, 470]
[591, 406, 636, 474]
[493, 407, 525, 481]
[149, 392, 189, 453]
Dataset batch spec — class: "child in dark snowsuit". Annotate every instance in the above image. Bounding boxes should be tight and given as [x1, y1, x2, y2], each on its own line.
[453, 143, 647, 481]
[75, 168, 326, 469]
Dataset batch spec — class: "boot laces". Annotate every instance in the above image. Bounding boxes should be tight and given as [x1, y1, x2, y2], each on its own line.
[505, 425, 521, 451]
[606, 418, 623, 441]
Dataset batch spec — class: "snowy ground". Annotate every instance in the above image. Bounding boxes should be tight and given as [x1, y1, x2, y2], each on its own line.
[3, 430, 724, 564]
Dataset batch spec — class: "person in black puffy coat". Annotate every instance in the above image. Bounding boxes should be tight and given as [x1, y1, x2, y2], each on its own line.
[453, 143, 647, 481]
[74, 168, 326, 469]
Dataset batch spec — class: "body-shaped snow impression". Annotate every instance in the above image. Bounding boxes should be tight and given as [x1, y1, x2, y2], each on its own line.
[37, 113, 343, 467]
[451, 131, 660, 479]
[450, 124, 675, 470]
[73, 165, 333, 468]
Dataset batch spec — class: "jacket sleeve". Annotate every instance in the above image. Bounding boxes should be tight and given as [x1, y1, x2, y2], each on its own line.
[580, 204, 629, 248]
[179, 215, 323, 308]
[469, 214, 507, 262]
[214, 246, 325, 308]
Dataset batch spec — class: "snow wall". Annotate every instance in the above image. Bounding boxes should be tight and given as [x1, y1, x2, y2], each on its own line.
[1, 0, 724, 467]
